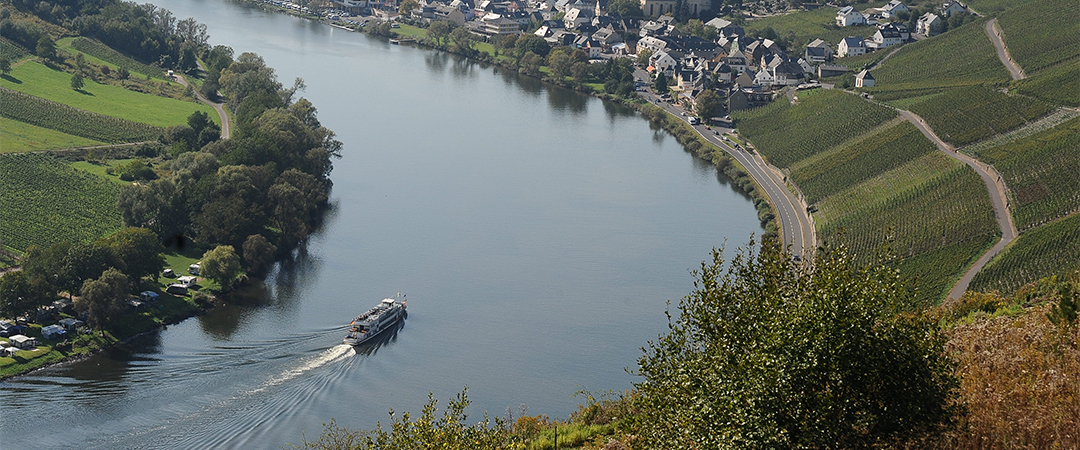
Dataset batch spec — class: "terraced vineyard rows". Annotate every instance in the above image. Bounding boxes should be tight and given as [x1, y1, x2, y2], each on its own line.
[969, 213, 1080, 295]
[791, 121, 936, 203]
[996, 0, 1080, 74]
[867, 18, 1008, 97]
[0, 153, 122, 251]
[1015, 59, 1080, 107]
[731, 89, 897, 168]
[0, 87, 163, 143]
[906, 85, 1054, 146]
[973, 117, 1080, 231]
[815, 153, 998, 300]
[0, 36, 30, 61]
[70, 37, 168, 79]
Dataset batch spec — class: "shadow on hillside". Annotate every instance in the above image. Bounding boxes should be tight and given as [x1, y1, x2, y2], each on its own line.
[75, 89, 94, 96]
[1, 74, 21, 84]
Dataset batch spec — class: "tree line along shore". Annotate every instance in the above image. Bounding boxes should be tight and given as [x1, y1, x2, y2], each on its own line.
[1, 0, 1078, 448]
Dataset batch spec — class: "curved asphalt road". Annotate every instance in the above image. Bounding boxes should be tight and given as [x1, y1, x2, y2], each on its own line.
[985, 18, 1026, 80]
[635, 70, 814, 256]
[174, 64, 232, 139]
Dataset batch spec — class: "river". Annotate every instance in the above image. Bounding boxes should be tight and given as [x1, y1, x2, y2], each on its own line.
[0, 1, 763, 447]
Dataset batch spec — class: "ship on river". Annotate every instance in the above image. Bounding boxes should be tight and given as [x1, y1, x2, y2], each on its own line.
[344, 294, 407, 346]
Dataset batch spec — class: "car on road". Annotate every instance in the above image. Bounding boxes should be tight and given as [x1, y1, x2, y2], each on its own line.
[688, 117, 700, 125]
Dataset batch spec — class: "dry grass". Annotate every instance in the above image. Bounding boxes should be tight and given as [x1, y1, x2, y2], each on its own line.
[943, 299, 1080, 448]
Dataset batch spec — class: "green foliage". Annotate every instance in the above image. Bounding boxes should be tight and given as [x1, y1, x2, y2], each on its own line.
[973, 117, 1080, 230]
[97, 227, 165, 282]
[0, 36, 30, 61]
[791, 121, 936, 203]
[905, 85, 1054, 146]
[75, 267, 130, 327]
[635, 240, 960, 448]
[694, 89, 723, 119]
[1014, 58, 1080, 107]
[732, 89, 897, 168]
[744, 6, 875, 55]
[867, 18, 1008, 97]
[0, 270, 53, 319]
[70, 72, 84, 90]
[0, 87, 163, 143]
[971, 214, 1080, 295]
[1047, 280, 1079, 327]
[0, 153, 121, 252]
[996, 0, 1080, 74]
[200, 245, 243, 292]
[69, 37, 167, 79]
[292, 388, 515, 450]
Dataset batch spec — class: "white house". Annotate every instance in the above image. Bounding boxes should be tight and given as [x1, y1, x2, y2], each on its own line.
[649, 50, 678, 77]
[868, 24, 904, 49]
[882, 0, 909, 18]
[837, 36, 867, 57]
[916, 12, 943, 36]
[941, 0, 967, 17]
[855, 69, 875, 87]
[8, 334, 37, 349]
[836, 6, 867, 26]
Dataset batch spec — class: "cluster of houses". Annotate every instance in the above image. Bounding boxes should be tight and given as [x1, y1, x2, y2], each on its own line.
[837, 0, 969, 37]
[1, 317, 85, 357]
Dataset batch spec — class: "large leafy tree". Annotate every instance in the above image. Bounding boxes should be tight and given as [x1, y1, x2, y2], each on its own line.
[97, 227, 165, 282]
[76, 267, 130, 327]
[0, 271, 53, 319]
[635, 240, 960, 448]
[201, 245, 243, 291]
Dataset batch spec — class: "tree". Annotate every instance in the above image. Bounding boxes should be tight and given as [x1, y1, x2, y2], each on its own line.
[450, 27, 476, 53]
[201, 245, 244, 291]
[427, 21, 452, 47]
[399, 0, 419, 15]
[75, 268, 130, 327]
[35, 36, 56, 61]
[0, 271, 53, 320]
[636, 49, 653, 66]
[242, 234, 277, 276]
[70, 73, 84, 91]
[608, 0, 644, 17]
[514, 34, 550, 58]
[694, 89, 723, 119]
[635, 240, 960, 448]
[0, 57, 11, 76]
[98, 228, 165, 283]
[653, 71, 669, 94]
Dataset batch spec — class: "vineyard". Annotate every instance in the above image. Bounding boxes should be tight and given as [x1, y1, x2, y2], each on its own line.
[731, 89, 897, 168]
[973, 117, 1080, 231]
[996, 0, 1080, 74]
[0, 36, 30, 62]
[0, 116, 105, 152]
[69, 37, 168, 80]
[866, 18, 1009, 97]
[969, 213, 1080, 295]
[791, 121, 936, 204]
[1, 87, 163, 143]
[744, 6, 876, 54]
[905, 85, 1054, 146]
[814, 153, 998, 300]
[1014, 59, 1080, 107]
[0, 61, 215, 128]
[0, 153, 122, 251]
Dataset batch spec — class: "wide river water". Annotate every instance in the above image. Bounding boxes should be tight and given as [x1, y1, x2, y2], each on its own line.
[0, 1, 762, 447]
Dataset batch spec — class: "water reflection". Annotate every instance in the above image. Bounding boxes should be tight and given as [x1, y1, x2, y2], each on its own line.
[352, 317, 406, 357]
[425, 52, 449, 73]
[198, 303, 245, 340]
[547, 87, 588, 114]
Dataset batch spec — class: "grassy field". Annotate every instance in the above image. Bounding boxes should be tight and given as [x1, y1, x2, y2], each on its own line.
[972, 116, 1080, 231]
[0, 116, 105, 152]
[903, 84, 1054, 146]
[791, 120, 936, 203]
[69, 159, 136, 185]
[1, 87, 163, 143]
[0, 60, 215, 128]
[731, 89, 897, 168]
[969, 213, 1080, 295]
[866, 18, 1009, 99]
[0, 153, 122, 252]
[996, 0, 1080, 74]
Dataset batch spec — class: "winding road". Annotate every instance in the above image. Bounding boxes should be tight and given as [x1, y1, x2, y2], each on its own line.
[173, 65, 231, 139]
[985, 18, 1026, 80]
[636, 69, 815, 256]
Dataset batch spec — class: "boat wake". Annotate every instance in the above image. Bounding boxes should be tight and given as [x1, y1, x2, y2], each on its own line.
[250, 344, 354, 394]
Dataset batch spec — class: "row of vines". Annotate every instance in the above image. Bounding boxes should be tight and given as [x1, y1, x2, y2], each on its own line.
[0, 153, 122, 252]
[0, 36, 30, 61]
[970, 213, 1080, 294]
[731, 89, 897, 168]
[996, 0, 1080, 74]
[70, 37, 167, 80]
[906, 85, 1054, 146]
[0, 87, 163, 143]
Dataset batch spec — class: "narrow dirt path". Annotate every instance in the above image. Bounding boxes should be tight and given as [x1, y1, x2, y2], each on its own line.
[173, 68, 231, 139]
[898, 110, 1018, 301]
[985, 18, 1026, 80]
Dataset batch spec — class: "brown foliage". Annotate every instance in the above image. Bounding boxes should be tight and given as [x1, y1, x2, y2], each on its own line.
[944, 304, 1080, 448]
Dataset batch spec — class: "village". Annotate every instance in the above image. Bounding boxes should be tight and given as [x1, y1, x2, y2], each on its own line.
[255, 0, 974, 120]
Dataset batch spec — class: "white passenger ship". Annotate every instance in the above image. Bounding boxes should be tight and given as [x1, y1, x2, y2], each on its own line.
[343, 294, 407, 346]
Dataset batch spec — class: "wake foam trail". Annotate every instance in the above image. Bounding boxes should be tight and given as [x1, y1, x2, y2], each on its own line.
[249, 344, 354, 394]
